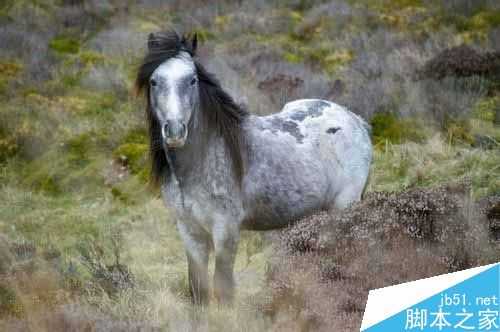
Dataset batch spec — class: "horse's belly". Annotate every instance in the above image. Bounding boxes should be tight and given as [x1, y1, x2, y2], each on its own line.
[241, 171, 330, 230]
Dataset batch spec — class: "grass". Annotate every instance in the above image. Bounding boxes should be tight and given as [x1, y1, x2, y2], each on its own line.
[368, 134, 500, 196]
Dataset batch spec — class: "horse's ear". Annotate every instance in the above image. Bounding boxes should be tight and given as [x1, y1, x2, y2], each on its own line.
[191, 33, 198, 54]
[148, 33, 159, 50]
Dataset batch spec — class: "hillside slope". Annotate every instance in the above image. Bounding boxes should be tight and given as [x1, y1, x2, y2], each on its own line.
[0, 0, 499, 331]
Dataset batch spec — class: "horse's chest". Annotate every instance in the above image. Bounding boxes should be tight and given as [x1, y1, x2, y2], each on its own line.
[162, 177, 242, 229]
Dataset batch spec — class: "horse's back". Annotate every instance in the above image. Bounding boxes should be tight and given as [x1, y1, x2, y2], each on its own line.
[279, 99, 372, 159]
[241, 99, 372, 229]
[279, 99, 372, 207]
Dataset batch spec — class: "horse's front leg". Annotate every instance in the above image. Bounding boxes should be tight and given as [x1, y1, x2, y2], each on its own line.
[177, 221, 211, 306]
[213, 222, 239, 304]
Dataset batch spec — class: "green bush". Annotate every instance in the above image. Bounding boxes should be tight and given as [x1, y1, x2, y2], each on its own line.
[65, 133, 92, 166]
[123, 127, 147, 145]
[473, 96, 499, 122]
[371, 112, 426, 146]
[113, 143, 147, 175]
[49, 36, 80, 54]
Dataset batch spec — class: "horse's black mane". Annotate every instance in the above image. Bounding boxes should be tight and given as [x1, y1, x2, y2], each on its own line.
[135, 30, 248, 187]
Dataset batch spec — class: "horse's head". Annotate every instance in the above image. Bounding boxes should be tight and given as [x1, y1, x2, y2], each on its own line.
[147, 33, 198, 149]
[137, 30, 247, 185]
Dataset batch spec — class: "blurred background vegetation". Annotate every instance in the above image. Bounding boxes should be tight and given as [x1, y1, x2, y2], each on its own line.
[0, 0, 498, 330]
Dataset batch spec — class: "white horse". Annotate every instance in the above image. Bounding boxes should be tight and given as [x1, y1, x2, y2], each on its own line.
[136, 31, 372, 305]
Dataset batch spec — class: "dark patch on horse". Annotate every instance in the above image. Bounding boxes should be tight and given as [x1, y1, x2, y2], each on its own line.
[308, 100, 331, 110]
[269, 117, 304, 143]
[135, 30, 248, 187]
[326, 127, 341, 135]
[289, 101, 329, 122]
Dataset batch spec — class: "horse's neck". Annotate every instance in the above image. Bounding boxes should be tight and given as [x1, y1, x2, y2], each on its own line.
[171, 112, 235, 187]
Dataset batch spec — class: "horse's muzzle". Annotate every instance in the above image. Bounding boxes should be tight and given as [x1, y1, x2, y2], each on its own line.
[162, 120, 187, 148]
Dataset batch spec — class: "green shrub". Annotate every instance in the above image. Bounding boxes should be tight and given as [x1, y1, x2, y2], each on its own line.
[371, 112, 426, 146]
[111, 187, 130, 203]
[65, 133, 92, 166]
[113, 143, 147, 174]
[79, 51, 106, 67]
[83, 92, 117, 118]
[37, 175, 61, 195]
[473, 96, 499, 122]
[123, 127, 147, 145]
[49, 36, 80, 54]
[483, 10, 500, 27]
[283, 51, 303, 63]
[191, 28, 215, 42]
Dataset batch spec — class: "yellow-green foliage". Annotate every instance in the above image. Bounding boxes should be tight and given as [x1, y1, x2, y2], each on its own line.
[473, 96, 499, 123]
[442, 117, 474, 146]
[79, 51, 106, 67]
[214, 15, 232, 30]
[49, 36, 80, 54]
[360, 0, 425, 30]
[0, 61, 22, 94]
[453, 10, 500, 32]
[123, 127, 147, 145]
[0, 61, 22, 77]
[0, 284, 23, 318]
[289, 10, 304, 26]
[113, 143, 147, 175]
[370, 112, 426, 147]
[283, 51, 303, 63]
[66, 133, 92, 165]
[191, 28, 215, 42]
[278, 37, 353, 74]
[0, 128, 18, 162]
[20, 129, 109, 195]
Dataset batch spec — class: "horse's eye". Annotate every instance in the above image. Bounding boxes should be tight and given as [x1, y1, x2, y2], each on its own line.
[150, 79, 157, 87]
[190, 77, 197, 86]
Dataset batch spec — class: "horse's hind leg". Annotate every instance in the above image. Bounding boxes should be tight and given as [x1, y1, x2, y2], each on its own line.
[177, 221, 210, 306]
[213, 222, 239, 304]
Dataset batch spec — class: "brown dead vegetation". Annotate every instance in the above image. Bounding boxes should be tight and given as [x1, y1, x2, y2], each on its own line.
[417, 45, 500, 82]
[265, 183, 499, 331]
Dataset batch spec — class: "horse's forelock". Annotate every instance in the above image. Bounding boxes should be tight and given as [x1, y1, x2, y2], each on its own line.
[135, 30, 196, 95]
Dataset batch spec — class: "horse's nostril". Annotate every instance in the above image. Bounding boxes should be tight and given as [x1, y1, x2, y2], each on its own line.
[162, 123, 169, 140]
[163, 121, 187, 140]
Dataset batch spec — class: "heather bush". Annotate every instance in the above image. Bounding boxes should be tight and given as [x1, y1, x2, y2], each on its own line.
[268, 183, 499, 330]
